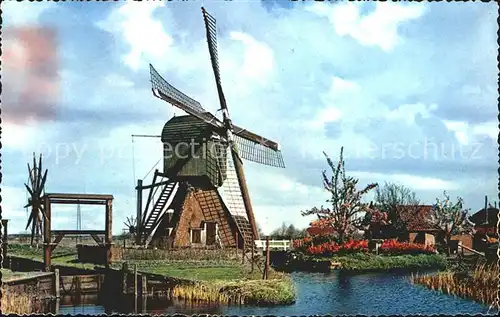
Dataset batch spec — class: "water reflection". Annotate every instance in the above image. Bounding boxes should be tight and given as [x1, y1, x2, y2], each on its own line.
[52, 271, 492, 316]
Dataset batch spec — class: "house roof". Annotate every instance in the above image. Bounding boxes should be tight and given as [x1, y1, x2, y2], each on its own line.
[469, 207, 499, 225]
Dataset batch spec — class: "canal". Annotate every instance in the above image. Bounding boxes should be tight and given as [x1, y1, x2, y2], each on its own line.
[55, 271, 491, 315]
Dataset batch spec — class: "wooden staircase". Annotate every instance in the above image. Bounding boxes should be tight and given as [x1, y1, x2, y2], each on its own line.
[141, 181, 177, 245]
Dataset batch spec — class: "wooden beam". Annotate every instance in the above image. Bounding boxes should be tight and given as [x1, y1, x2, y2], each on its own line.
[142, 171, 159, 225]
[51, 230, 105, 235]
[51, 233, 65, 252]
[49, 199, 107, 205]
[136, 180, 170, 191]
[231, 150, 260, 240]
[45, 193, 114, 200]
[90, 234, 104, 246]
[105, 199, 113, 268]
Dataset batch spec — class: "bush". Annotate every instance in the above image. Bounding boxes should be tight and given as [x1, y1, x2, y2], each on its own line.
[299, 239, 436, 257]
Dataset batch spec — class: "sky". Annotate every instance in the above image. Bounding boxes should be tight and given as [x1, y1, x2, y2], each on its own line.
[1, 0, 498, 235]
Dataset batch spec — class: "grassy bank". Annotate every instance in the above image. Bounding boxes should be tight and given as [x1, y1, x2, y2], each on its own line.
[335, 253, 447, 271]
[289, 253, 447, 272]
[411, 263, 499, 309]
[111, 259, 295, 305]
[170, 274, 295, 305]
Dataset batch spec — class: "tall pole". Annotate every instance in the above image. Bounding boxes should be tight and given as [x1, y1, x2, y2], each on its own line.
[43, 196, 52, 272]
[136, 179, 143, 245]
[105, 199, 113, 268]
[485, 195, 488, 224]
[263, 236, 270, 280]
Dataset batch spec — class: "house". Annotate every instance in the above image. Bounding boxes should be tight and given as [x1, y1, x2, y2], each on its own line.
[469, 205, 499, 252]
[401, 205, 440, 246]
[366, 204, 473, 251]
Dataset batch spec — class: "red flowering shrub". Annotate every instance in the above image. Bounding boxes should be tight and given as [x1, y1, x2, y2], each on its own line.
[300, 239, 436, 256]
[379, 239, 436, 255]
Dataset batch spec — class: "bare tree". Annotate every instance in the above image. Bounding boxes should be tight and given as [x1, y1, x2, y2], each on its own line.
[301, 147, 377, 243]
[367, 182, 421, 236]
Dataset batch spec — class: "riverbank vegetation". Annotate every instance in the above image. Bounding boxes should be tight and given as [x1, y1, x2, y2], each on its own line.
[169, 274, 295, 305]
[411, 262, 499, 309]
[1, 287, 33, 314]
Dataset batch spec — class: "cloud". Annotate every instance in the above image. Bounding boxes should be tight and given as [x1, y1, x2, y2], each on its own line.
[2, 1, 55, 26]
[351, 171, 459, 191]
[229, 31, 275, 83]
[96, 1, 173, 71]
[308, 2, 426, 51]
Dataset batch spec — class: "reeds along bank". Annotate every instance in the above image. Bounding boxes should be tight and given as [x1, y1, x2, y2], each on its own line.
[410, 263, 499, 308]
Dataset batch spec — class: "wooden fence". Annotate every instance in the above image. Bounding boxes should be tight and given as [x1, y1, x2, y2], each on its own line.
[255, 239, 291, 251]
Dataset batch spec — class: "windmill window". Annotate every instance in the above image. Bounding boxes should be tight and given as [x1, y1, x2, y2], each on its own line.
[191, 228, 202, 244]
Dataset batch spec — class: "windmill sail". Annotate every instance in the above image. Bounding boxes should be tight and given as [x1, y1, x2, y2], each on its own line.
[217, 147, 254, 244]
[233, 129, 285, 168]
[149, 64, 223, 129]
[201, 7, 229, 115]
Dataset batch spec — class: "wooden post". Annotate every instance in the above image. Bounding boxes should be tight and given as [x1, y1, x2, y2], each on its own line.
[54, 269, 60, 298]
[251, 233, 255, 273]
[142, 275, 147, 296]
[54, 298, 60, 315]
[263, 236, 270, 280]
[484, 195, 488, 224]
[134, 264, 138, 297]
[242, 238, 245, 264]
[122, 262, 128, 295]
[43, 196, 52, 272]
[105, 199, 113, 268]
[136, 179, 143, 245]
[1, 220, 8, 266]
[142, 295, 147, 313]
[235, 231, 239, 254]
[231, 151, 260, 240]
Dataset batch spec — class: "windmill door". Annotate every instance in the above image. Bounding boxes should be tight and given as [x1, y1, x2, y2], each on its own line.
[206, 222, 217, 245]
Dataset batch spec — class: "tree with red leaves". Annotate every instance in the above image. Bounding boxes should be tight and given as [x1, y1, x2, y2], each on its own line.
[301, 147, 377, 243]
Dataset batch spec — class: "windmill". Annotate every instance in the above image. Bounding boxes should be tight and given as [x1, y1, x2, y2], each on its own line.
[124, 216, 137, 236]
[139, 7, 285, 249]
[24, 153, 48, 247]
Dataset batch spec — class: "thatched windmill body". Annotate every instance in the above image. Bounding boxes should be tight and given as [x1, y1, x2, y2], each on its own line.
[137, 7, 285, 249]
[24, 153, 48, 247]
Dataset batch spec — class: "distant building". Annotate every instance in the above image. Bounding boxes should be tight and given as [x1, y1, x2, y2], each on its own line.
[469, 205, 499, 252]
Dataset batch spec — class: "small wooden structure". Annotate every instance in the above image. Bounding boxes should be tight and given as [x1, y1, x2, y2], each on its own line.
[42, 193, 113, 271]
[1, 219, 8, 265]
